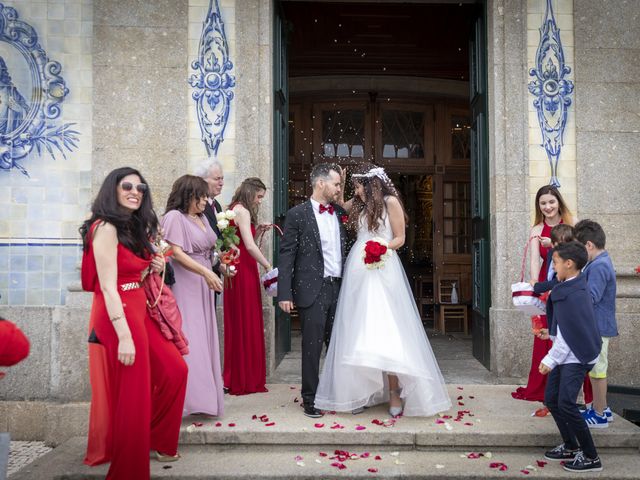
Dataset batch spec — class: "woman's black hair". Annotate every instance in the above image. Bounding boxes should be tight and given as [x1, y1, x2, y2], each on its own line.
[79, 166, 159, 257]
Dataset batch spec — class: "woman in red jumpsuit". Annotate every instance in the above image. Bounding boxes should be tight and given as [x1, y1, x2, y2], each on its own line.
[80, 167, 187, 480]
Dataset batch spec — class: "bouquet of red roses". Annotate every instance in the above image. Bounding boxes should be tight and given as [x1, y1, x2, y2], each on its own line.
[362, 237, 391, 269]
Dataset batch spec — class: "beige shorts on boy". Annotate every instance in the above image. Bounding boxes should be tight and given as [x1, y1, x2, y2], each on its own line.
[589, 337, 610, 379]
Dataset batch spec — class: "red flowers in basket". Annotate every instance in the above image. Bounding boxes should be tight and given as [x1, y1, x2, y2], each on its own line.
[363, 238, 391, 269]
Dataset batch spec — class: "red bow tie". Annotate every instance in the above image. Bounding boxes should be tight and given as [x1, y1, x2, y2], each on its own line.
[319, 204, 335, 215]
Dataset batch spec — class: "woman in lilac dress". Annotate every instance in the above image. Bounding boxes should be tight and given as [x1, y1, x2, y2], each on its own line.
[162, 175, 224, 416]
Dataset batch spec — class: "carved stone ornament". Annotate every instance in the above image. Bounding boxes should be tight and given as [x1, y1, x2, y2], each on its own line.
[528, 0, 574, 188]
[189, 0, 236, 157]
[0, 3, 79, 177]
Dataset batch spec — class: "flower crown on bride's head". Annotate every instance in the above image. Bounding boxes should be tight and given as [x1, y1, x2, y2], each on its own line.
[352, 167, 388, 181]
[352, 167, 399, 195]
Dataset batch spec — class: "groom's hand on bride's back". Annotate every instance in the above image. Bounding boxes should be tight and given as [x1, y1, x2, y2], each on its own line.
[278, 300, 295, 314]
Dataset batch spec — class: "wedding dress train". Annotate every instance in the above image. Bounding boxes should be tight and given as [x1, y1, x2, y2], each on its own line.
[315, 210, 451, 416]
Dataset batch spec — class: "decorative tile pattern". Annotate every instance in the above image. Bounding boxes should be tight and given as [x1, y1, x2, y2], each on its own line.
[527, 0, 577, 218]
[528, 0, 573, 188]
[189, 0, 236, 158]
[0, 3, 80, 177]
[0, 0, 91, 305]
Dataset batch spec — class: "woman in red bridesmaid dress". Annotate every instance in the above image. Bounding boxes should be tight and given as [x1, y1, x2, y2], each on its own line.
[80, 167, 187, 480]
[223, 178, 271, 395]
[511, 185, 591, 413]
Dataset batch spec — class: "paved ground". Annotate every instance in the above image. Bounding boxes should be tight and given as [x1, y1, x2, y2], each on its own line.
[7, 441, 52, 477]
[268, 330, 524, 385]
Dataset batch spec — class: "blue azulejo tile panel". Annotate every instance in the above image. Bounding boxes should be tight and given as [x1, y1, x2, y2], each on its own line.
[10, 255, 27, 271]
[9, 272, 26, 290]
[27, 272, 43, 290]
[8, 289, 26, 305]
[0, 243, 81, 306]
[43, 289, 60, 306]
[44, 253, 61, 272]
[27, 255, 44, 272]
[61, 254, 79, 272]
[26, 289, 44, 305]
[44, 272, 60, 290]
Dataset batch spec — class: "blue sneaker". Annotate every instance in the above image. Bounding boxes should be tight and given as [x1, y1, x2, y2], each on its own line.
[603, 406, 613, 423]
[584, 408, 609, 429]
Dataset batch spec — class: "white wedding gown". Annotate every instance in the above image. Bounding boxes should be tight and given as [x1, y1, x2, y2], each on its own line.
[315, 210, 452, 416]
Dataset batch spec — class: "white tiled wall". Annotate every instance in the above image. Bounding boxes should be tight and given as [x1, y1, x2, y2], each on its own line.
[0, 0, 92, 305]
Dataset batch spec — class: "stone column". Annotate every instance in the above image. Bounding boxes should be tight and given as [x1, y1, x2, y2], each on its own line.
[94, 0, 189, 205]
[487, 0, 533, 378]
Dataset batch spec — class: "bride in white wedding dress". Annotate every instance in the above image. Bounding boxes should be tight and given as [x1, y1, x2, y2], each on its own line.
[315, 165, 451, 417]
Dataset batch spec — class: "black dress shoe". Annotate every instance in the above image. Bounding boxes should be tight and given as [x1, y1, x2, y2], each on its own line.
[223, 387, 229, 394]
[303, 406, 324, 418]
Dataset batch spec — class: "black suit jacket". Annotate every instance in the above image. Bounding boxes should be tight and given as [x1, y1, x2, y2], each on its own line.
[203, 199, 223, 238]
[277, 200, 347, 309]
[547, 274, 602, 364]
[203, 199, 223, 276]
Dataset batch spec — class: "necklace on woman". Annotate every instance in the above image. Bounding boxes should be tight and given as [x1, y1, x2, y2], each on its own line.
[188, 213, 198, 219]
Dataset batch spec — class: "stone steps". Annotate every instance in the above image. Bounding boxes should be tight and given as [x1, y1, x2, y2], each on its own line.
[8, 385, 640, 479]
[177, 385, 640, 449]
[11, 438, 640, 479]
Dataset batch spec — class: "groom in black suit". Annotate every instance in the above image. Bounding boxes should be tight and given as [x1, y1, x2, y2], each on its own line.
[277, 163, 347, 418]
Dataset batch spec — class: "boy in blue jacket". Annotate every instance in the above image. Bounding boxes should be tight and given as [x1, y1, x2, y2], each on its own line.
[574, 220, 617, 428]
[539, 241, 602, 473]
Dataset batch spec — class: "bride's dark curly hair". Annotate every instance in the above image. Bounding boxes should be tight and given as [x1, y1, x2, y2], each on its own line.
[79, 166, 159, 258]
[348, 162, 407, 233]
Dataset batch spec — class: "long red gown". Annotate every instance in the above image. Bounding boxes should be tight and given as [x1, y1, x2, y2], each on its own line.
[223, 214, 268, 395]
[512, 221, 592, 404]
[82, 222, 188, 480]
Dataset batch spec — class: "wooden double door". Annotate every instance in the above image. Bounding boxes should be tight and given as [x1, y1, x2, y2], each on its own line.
[286, 94, 474, 329]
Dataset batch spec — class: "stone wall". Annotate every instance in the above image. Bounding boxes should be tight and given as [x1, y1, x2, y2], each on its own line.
[94, 0, 189, 206]
[574, 0, 640, 387]
[488, 0, 640, 386]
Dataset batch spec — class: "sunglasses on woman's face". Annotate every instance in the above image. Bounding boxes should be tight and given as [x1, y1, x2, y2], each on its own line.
[120, 181, 148, 193]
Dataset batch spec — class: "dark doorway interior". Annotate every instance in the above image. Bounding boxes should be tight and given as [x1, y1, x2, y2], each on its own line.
[275, 1, 490, 368]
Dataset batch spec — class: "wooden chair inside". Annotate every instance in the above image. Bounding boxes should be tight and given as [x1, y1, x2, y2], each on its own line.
[436, 275, 469, 335]
[413, 273, 434, 325]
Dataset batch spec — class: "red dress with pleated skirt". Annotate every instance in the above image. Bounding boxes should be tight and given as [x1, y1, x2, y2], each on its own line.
[223, 211, 268, 395]
[82, 222, 187, 480]
[512, 220, 592, 404]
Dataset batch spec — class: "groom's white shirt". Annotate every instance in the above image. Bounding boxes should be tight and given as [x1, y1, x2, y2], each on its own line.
[310, 198, 342, 278]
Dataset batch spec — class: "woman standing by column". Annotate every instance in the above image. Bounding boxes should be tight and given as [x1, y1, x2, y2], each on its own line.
[512, 185, 573, 413]
[223, 178, 271, 395]
[80, 167, 187, 479]
[162, 175, 224, 417]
